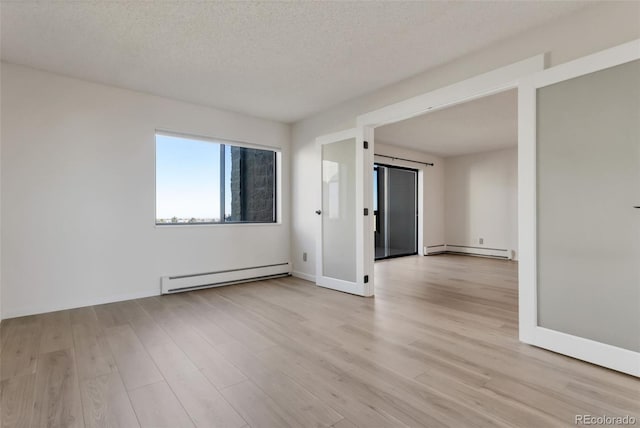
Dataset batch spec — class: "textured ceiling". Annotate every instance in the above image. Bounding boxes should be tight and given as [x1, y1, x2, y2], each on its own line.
[376, 89, 517, 157]
[1, 2, 588, 123]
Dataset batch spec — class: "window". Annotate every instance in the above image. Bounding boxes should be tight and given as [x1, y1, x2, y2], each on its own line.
[156, 133, 277, 225]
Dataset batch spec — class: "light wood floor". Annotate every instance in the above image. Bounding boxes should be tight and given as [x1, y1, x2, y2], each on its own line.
[1, 255, 638, 427]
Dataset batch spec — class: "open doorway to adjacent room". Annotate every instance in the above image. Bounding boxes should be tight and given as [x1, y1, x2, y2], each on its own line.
[373, 88, 518, 264]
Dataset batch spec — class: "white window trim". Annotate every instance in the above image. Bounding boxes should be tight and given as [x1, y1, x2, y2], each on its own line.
[155, 129, 281, 152]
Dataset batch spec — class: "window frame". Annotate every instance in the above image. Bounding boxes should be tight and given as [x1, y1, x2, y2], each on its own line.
[154, 130, 279, 227]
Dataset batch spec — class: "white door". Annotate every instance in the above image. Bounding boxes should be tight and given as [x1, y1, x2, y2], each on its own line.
[315, 128, 373, 296]
[519, 39, 640, 376]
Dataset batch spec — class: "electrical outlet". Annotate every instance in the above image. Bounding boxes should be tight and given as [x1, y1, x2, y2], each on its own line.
[479, 238, 484, 245]
[303, 252, 307, 262]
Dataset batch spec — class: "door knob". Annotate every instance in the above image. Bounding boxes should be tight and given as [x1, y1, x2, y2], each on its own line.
[315, 210, 322, 215]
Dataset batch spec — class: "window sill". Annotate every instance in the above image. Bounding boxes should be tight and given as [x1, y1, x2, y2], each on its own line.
[154, 222, 282, 228]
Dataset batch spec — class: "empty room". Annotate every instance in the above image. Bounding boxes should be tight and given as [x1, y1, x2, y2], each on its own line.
[1, 2, 639, 428]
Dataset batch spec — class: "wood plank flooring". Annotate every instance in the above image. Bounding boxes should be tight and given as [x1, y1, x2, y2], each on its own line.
[1, 255, 638, 427]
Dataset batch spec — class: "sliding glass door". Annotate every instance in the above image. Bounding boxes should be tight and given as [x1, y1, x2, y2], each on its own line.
[374, 164, 418, 260]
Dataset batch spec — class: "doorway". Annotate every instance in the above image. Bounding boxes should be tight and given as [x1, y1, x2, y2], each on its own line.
[356, 43, 640, 376]
[374, 164, 418, 260]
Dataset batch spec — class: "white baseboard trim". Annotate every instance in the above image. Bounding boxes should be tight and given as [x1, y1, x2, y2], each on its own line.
[2, 289, 160, 320]
[425, 244, 446, 255]
[441, 244, 513, 260]
[292, 271, 316, 283]
[524, 326, 640, 377]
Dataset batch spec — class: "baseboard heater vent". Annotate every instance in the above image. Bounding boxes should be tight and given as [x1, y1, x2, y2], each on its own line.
[426, 244, 512, 260]
[161, 262, 291, 294]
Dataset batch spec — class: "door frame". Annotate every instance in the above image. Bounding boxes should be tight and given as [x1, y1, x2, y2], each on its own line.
[315, 128, 372, 296]
[518, 39, 640, 376]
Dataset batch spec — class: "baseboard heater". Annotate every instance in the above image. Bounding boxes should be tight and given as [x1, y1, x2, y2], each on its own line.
[426, 244, 512, 260]
[161, 262, 291, 294]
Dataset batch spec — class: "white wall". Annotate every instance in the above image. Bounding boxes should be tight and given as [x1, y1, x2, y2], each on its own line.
[444, 148, 518, 259]
[0, 61, 3, 322]
[1, 63, 291, 319]
[291, 2, 640, 279]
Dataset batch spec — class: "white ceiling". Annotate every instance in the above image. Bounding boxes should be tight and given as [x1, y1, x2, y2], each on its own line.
[376, 89, 517, 157]
[1, 2, 589, 123]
